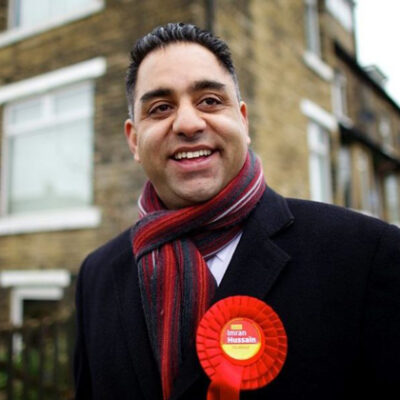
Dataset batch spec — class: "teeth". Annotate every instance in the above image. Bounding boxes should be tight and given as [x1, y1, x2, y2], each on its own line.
[174, 149, 212, 160]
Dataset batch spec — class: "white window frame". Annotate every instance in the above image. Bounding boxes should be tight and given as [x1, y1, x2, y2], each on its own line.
[307, 121, 332, 203]
[0, 269, 70, 352]
[379, 116, 393, 152]
[0, 0, 105, 48]
[0, 57, 106, 235]
[332, 70, 349, 119]
[301, 99, 337, 132]
[304, 0, 321, 56]
[301, 99, 336, 203]
[0, 269, 70, 325]
[303, 0, 334, 81]
[3, 81, 95, 215]
[337, 145, 352, 208]
[357, 150, 373, 215]
[384, 174, 400, 226]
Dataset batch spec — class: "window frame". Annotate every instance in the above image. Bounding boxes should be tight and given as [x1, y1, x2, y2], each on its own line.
[301, 99, 336, 203]
[302, 0, 334, 82]
[332, 70, 348, 119]
[337, 145, 352, 208]
[0, 269, 70, 324]
[3, 81, 95, 216]
[304, 0, 321, 57]
[379, 115, 393, 151]
[1, 0, 105, 48]
[0, 57, 106, 235]
[357, 150, 373, 214]
[0, 269, 70, 352]
[307, 120, 333, 203]
[384, 174, 400, 225]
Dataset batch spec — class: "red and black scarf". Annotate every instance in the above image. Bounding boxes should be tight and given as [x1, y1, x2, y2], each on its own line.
[132, 150, 266, 399]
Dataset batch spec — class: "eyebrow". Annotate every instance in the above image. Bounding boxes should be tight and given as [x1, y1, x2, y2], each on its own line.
[140, 88, 173, 103]
[139, 80, 227, 104]
[191, 80, 226, 93]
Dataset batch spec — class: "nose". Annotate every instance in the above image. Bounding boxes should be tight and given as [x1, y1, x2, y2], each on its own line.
[172, 102, 206, 138]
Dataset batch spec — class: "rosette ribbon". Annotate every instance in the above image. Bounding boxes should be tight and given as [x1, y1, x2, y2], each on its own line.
[196, 296, 287, 400]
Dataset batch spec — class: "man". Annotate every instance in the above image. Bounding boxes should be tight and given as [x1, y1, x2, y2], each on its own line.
[74, 23, 400, 399]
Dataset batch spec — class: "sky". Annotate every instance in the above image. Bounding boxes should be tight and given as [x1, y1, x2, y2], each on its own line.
[355, 0, 400, 105]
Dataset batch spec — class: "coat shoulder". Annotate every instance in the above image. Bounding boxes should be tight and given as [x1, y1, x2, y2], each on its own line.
[286, 197, 398, 234]
[79, 227, 134, 281]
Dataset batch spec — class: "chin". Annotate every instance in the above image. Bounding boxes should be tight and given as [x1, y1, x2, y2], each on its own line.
[180, 187, 220, 206]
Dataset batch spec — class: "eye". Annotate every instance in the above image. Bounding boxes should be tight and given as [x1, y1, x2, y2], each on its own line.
[148, 103, 173, 116]
[199, 97, 222, 107]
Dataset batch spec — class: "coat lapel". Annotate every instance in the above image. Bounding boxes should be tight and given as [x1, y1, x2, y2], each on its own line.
[170, 188, 294, 399]
[112, 248, 163, 400]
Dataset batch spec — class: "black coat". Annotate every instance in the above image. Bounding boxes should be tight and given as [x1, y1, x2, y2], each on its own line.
[74, 188, 400, 399]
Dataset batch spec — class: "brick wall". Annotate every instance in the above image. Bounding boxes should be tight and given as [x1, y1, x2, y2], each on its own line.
[215, 0, 335, 199]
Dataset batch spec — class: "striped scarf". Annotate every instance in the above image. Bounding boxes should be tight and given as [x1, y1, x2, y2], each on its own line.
[132, 150, 266, 399]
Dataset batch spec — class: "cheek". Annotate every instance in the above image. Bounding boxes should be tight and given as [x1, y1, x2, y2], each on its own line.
[137, 121, 170, 151]
[210, 115, 248, 140]
[136, 131, 157, 157]
[136, 134, 166, 176]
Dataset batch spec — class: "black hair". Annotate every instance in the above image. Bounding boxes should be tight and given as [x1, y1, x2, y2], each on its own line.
[125, 22, 240, 118]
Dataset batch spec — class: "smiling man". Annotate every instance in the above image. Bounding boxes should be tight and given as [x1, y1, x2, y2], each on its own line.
[125, 41, 250, 209]
[74, 23, 400, 400]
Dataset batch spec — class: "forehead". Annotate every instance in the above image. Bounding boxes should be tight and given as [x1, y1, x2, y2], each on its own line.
[134, 43, 234, 96]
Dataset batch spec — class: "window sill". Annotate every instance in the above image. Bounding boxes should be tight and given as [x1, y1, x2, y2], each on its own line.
[301, 99, 337, 132]
[303, 50, 334, 82]
[335, 114, 353, 129]
[0, 1, 104, 48]
[0, 269, 70, 288]
[0, 206, 101, 236]
[0, 57, 106, 105]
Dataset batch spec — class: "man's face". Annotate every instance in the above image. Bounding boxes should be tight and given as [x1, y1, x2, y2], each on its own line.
[125, 43, 250, 209]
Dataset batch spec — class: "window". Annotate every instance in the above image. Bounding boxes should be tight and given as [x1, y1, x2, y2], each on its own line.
[0, 0, 104, 47]
[325, 0, 354, 31]
[0, 269, 70, 325]
[337, 146, 352, 208]
[308, 121, 332, 203]
[0, 269, 70, 352]
[302, 0, 333, 81]
[301, 99, 336, 203]
[304, 0, 321, 56]
[332, 70, 348, 119]
[356, 150, 373, 214]
[379, 116, 392, 150]
[384, 174, 400, 225]
[10, 0, 97, 29]
[4, 82, 94, 215]
[0, 57, 105, 235]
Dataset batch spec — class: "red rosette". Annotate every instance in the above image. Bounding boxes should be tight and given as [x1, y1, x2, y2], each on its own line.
[196, 296, 287, 400]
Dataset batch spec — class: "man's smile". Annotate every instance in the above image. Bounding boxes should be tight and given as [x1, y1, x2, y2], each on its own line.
[173, 149, 213, 160]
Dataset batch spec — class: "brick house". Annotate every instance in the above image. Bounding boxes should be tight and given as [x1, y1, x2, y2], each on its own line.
[0, 0, 399, 326]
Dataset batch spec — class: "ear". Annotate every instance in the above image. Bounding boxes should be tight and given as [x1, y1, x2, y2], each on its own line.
[124, 119, 141, 162]
[239, 101, 251, 145]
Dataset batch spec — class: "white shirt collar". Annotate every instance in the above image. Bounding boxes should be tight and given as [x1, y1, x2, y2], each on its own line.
[206, 232, 242, 285]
